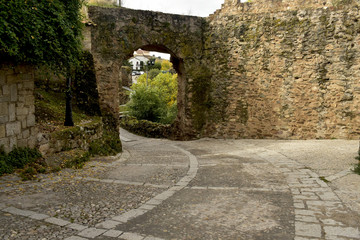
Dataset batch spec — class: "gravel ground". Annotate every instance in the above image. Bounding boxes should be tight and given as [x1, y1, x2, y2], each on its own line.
[0, 212, 77, 240]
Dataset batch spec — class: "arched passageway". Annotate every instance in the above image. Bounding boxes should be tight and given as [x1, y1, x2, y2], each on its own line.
[88, 6, 208, 139]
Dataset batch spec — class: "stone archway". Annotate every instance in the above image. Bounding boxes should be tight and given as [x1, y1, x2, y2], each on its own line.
[88, 6, 207, 139]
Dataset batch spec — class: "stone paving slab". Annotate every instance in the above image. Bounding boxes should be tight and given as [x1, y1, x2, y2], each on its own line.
[116, 188, 294, 239]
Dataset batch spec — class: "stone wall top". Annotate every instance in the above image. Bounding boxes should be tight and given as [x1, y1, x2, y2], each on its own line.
[209, 0, 356, 19]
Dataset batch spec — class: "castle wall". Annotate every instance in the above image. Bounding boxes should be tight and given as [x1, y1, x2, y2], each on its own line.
[204, 1, 360, 139]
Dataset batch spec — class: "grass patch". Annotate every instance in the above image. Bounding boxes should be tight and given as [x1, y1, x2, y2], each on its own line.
[35, 89, 94, 133]
[0, 147, 47, 181]
[353, 155, 360, 175]
[319, 176, 330, 183]
[89, 131, 122, 156]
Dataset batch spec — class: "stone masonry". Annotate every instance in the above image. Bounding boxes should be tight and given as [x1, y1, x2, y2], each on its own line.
[0, 63, 37, 152]
[88, 0, 360, 140]
[204, 0, 360, 139]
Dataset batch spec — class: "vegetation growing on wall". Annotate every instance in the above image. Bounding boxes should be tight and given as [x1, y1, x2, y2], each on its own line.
[188, 65, 213, 131]
[74, 51, 102, 116]
[0, 0, 83, 72]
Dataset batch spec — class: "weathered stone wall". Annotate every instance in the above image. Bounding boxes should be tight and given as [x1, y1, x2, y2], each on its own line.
[204, 0, 360, 139]
[38, 120, 103, 156]
[0, 63, 37, 152]
[88, 7, 205, 139]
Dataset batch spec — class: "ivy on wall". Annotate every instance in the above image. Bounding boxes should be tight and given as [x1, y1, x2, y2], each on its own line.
[0, 0, 84, 72]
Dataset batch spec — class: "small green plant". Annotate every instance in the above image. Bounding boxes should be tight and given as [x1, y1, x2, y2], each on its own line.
[0, 146, 47, 180]
[354, 153, 360, 175]
[89, 131, 122, 156]
[319, 176, 330, 183]
[64, 152, 91, 169]
[19, 167, 37, 181]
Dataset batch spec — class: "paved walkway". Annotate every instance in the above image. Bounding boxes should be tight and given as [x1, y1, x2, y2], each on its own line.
[0, 129, 359, 239]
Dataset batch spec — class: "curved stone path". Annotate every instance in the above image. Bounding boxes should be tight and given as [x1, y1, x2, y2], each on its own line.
[0, 129, 359, 239]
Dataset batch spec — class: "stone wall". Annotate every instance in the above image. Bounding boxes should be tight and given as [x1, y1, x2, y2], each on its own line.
[204, 0, 360, 139]
[0, 63, 37, 152]
[38, 120, 103, 156]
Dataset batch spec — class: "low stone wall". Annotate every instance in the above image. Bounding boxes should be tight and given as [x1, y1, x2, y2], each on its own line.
[0, 63, 37, 152]
[38, 120, 103, 156]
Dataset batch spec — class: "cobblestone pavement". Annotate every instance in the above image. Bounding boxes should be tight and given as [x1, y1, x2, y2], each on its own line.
[0, 129, 359, 239]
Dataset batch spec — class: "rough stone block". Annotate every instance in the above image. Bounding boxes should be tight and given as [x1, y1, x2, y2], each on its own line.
[67, 223, 88, 231]
[17, 139, 28, 148]
[0, 102, 8, 115]
[95, 220, 121, 229]
[44, 217, 71, 227]
[8, 103, 15, 121]
[120, 232, 145, 240]
[103, 230, 123, 237]
[29, 213, 50, 220]
[324, 226, 360, 238]
[10, 84, 17, 101]
[22, 129, 30, 139]
[16, 106, 29, 116]
[6, 121, 21, 136]
[0, 124, 5, 138]
[78, 228, 107, 238]
[27, 114, 35, 127]
[0, 116, 8, 124]
[27, 136, 37, 148]
[0, 138, 9, 151]
[295, 222, 321, 238]
[23, 81, 34, 90]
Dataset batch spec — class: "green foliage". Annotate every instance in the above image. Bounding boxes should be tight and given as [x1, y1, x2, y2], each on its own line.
[0, 0, 84, 72]
[148, 69, 160, 80]
[64, 151, 90, 169]
[0, 146, 44, 178]
[127, 85, 167, 123]
[128, 71, 178, 124]
[6, 147, 42, 169]
[152, 61, 162, 70]
[74, 51, 101, 116]
[354, 154, 360, 175]
[161, 60, 173, 71]
[89, 131, 122, 156]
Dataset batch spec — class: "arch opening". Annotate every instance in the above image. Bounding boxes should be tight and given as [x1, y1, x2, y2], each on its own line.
[120, 44, 186, 129]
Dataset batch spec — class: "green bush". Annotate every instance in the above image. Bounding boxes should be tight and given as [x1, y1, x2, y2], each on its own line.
[0, 146, 44, 177]
[64, 151, 90, 169]
[0, 0, 83, 71]
[6, 147, 42, 169]
[89, 131, 122, 156]
[127, 85, 167, 123]
[0, 160, 13, 175]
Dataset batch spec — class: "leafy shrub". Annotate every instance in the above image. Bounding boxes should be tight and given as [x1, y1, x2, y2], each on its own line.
[0, 160, 13, 175]
[74, 51, 101, 116]
[127, 85, 167, 123]
[0, 0, 83, 72]
[64, 151, 90, 169]
[148, 69, 161, 79]
[5, 147, 42, 169]
[128, 72, 178, 124]
[0, 146, 45, 178]
[89, 131, 122, 156]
